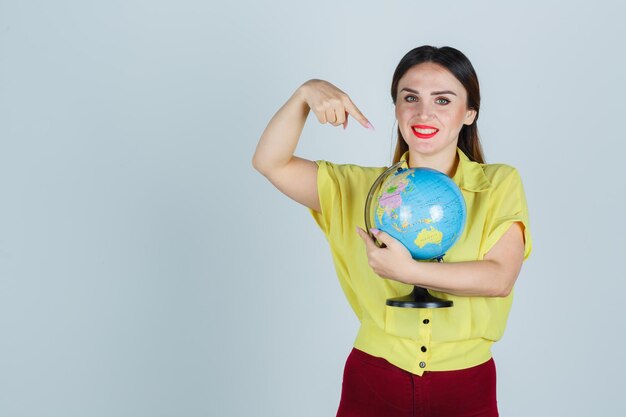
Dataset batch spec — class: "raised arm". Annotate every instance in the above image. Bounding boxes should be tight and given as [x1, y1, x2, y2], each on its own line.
[252, 79, 373, 212]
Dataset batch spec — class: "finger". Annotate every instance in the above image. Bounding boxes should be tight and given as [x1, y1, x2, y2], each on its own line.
[335, 108, 346, 127]
[356, 227, 377, 249]
[325, 108, 337, 124]
[343, 98, 374, 130]
[343, 111, 348, 130]
[329, 108, 342, 127]
[370, 229, 396, 247]
[355, 226, 369, 242]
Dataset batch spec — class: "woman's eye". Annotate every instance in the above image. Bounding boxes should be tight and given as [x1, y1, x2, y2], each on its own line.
[405, 95, 418, 102]
[435, 98, 450, 105]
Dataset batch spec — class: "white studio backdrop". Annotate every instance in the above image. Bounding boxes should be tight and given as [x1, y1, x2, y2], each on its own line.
[1, 1, 625, 416]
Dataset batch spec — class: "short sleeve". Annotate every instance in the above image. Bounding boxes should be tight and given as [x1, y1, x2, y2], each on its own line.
[309, 160, 341, 236]
[309, 161, 385, 242]
[483, 168, 532, 260]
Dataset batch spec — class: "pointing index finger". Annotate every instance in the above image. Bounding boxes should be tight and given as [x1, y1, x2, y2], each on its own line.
[343, 99, 374, 131]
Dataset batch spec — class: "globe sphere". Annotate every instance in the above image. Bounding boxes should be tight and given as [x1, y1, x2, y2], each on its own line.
[365, 164, 467, 260]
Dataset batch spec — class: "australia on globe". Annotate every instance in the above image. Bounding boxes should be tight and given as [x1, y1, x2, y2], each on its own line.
[369, 167, 467, 261]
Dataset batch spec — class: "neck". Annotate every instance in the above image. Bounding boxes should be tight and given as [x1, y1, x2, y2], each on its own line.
[408, 148, 459, 177]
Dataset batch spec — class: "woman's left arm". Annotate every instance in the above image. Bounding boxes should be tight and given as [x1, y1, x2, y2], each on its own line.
[356, 222, 526, 297]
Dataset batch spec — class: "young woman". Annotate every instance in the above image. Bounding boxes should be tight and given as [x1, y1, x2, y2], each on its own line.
[253, 45, 532, 417]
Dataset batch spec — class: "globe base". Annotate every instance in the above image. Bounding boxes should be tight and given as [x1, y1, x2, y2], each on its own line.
[386, 286, 453, 309]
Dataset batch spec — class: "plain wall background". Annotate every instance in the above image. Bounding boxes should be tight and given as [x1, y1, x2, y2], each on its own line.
[1, 1, 625, 416]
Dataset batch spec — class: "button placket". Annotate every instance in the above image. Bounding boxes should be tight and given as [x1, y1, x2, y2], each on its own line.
[417, 311, 432, 371]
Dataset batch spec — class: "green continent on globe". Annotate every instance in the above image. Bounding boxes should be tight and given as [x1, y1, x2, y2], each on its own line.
[375, 205, 386, 226]
[376, 171, 412, 226]
[414, 226, 443, 248]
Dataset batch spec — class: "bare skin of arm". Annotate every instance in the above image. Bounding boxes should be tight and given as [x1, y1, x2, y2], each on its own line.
[252, 79, 373, 212]
[356, 222, 526, 298]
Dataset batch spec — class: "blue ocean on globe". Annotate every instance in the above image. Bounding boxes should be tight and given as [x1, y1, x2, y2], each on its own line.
[373, 167, 467, 260]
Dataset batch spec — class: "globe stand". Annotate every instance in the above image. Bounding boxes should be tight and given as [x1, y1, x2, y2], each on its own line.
[385, 257, 453, 309]
[386, 287, 453, 308]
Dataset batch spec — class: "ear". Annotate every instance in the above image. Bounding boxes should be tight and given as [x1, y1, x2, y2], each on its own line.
[464, 108, 477, 125]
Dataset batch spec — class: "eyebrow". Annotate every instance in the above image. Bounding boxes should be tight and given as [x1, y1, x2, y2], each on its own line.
[400, 87, 457, 96]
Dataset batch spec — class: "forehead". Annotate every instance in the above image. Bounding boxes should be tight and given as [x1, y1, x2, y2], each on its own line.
[398, 62, 466, 95]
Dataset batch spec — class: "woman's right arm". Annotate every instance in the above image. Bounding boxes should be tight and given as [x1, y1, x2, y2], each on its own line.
[252, 79, 372, 212]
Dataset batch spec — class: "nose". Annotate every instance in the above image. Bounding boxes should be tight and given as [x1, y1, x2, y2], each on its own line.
[415, 101, 434, 120]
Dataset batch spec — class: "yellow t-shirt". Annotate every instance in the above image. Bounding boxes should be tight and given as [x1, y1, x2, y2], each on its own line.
[310, 148, 532, 376]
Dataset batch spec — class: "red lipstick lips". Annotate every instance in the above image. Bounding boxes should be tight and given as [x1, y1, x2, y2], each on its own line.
[412, 125, 439, 139]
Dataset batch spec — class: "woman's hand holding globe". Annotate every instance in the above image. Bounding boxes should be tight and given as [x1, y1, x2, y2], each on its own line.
[356, 227, 415, 284]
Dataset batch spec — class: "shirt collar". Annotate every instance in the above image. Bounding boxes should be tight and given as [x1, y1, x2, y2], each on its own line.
[398, 148, 491, 192]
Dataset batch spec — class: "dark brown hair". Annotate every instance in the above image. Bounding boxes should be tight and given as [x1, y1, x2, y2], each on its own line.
[391, 45, 485, 164]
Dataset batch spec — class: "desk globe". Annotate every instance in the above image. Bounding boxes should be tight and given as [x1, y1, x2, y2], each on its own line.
[364, 162, 467, 308]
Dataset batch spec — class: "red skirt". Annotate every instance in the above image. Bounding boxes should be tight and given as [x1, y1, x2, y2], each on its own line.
[336, 348, 498, 417]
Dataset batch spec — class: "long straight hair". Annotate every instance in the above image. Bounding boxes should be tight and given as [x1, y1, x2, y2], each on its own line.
[391, 46, 485, 164]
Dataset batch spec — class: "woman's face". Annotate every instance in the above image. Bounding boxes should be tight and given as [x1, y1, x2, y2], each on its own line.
[395, 62, 476, 160]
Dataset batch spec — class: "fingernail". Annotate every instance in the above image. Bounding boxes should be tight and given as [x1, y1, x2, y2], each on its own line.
[370, 228, 380, 235]
[366, 122, 375, 131]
